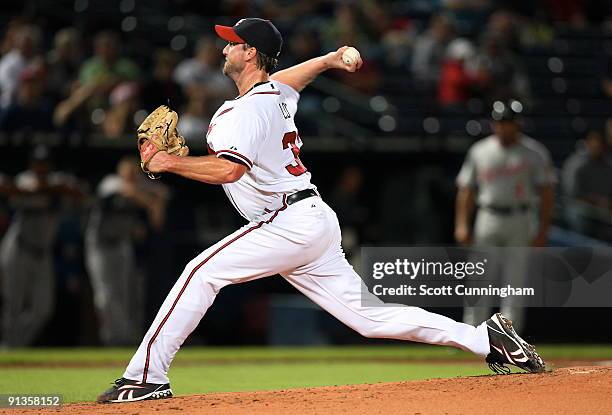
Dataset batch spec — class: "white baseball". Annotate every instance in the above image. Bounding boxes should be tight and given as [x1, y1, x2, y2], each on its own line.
[342, 47, 361, 66]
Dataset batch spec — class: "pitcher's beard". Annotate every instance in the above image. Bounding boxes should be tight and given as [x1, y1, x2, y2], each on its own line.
[223, 60, 238, 77]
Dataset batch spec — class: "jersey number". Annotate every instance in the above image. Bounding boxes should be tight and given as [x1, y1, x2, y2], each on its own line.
[282, 131, 307, 176]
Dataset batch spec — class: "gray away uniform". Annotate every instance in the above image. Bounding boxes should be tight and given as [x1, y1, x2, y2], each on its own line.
[456, 134, 555, 332]
[0, 171, 67, 346]
[85, 175, 145, 345]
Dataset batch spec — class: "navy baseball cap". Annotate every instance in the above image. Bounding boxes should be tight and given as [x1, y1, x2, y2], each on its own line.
[215, 18, 283, 58]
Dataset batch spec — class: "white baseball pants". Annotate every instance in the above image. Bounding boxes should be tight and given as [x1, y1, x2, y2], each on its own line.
[124, 196, 490, 384]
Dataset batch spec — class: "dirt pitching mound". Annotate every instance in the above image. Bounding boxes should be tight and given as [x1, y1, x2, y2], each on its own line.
[8, 366, 612, 415]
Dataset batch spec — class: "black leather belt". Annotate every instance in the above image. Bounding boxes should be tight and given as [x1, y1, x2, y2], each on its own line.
[480, 204, 530, 215]
[287, 189, 318, 205]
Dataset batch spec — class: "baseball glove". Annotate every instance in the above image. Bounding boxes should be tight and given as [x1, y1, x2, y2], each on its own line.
[137, 105, 189, 179]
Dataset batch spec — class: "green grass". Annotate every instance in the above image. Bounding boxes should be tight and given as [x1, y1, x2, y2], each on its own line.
[2, 362, 489, 403]
[1, 344, 611, 364]
[1, 345, 610, 403]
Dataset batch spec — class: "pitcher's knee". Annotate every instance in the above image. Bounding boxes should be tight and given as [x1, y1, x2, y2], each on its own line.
[186, 265, 229, 299]
[183, 257, 204, 277]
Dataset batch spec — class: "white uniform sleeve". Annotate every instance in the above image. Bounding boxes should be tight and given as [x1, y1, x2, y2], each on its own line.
[211, 105, 268, 169]
[456, 147, 478, 188]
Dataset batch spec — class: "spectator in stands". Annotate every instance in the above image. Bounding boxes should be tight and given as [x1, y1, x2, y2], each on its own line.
[360, 0, 397, 50]
[85, 156, 168, 345]
[321, 3, 370, 52]
[380, 19, 415, 69]
[52, 80, 97, 131]
[562, 130, 612, 239]
[173, 37, 233, 114]
[79, 31, 140, 93]
[473, 33, 531, 104]
[55, 31, 140, 134]
[102, 80, 140, 138]
[322, 4, 382, 94]
[411, 14, 455, 94]
[0, 24, 43, 108]
[0, 63, 53, 132]
[140, 49, 184, 113]
[1, 146, 83, 346]
[46, 28, 82, 104]
[519, 14, 555, 50]
[570, 130, 612, 205]
[481, 10, 520, 52]
[177, 88, 209, 148]
[438, 38, 478, 110]
[0, 18, 28, 56]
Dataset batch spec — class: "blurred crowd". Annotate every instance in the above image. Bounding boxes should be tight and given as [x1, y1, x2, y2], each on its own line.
[0, 21, 235, 144]
[0, 0, 612, 345]
[0, 1, 612, 138]
[561, 126, 612, 240]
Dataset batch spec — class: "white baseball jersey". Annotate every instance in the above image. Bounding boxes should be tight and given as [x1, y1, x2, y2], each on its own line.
[206, 80, 315, 221]
[457, 134, 555, 207]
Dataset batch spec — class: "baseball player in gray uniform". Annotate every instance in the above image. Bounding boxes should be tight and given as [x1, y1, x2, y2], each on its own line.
[86, 156, 168, 345]
[455, 100, 555, 333]
[0, 147, 81, 346]
[98, 20, 545, 403]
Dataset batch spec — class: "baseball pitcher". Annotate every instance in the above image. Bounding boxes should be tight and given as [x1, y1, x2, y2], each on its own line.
[98, 19, 545, 403]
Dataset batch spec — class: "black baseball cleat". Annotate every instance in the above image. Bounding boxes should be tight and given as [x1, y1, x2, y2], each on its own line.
[97, 378, 173, 403]
[485, 313, 546, 374]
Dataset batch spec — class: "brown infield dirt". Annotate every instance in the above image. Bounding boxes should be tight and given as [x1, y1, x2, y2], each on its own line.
[5, 366, 612, 415]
